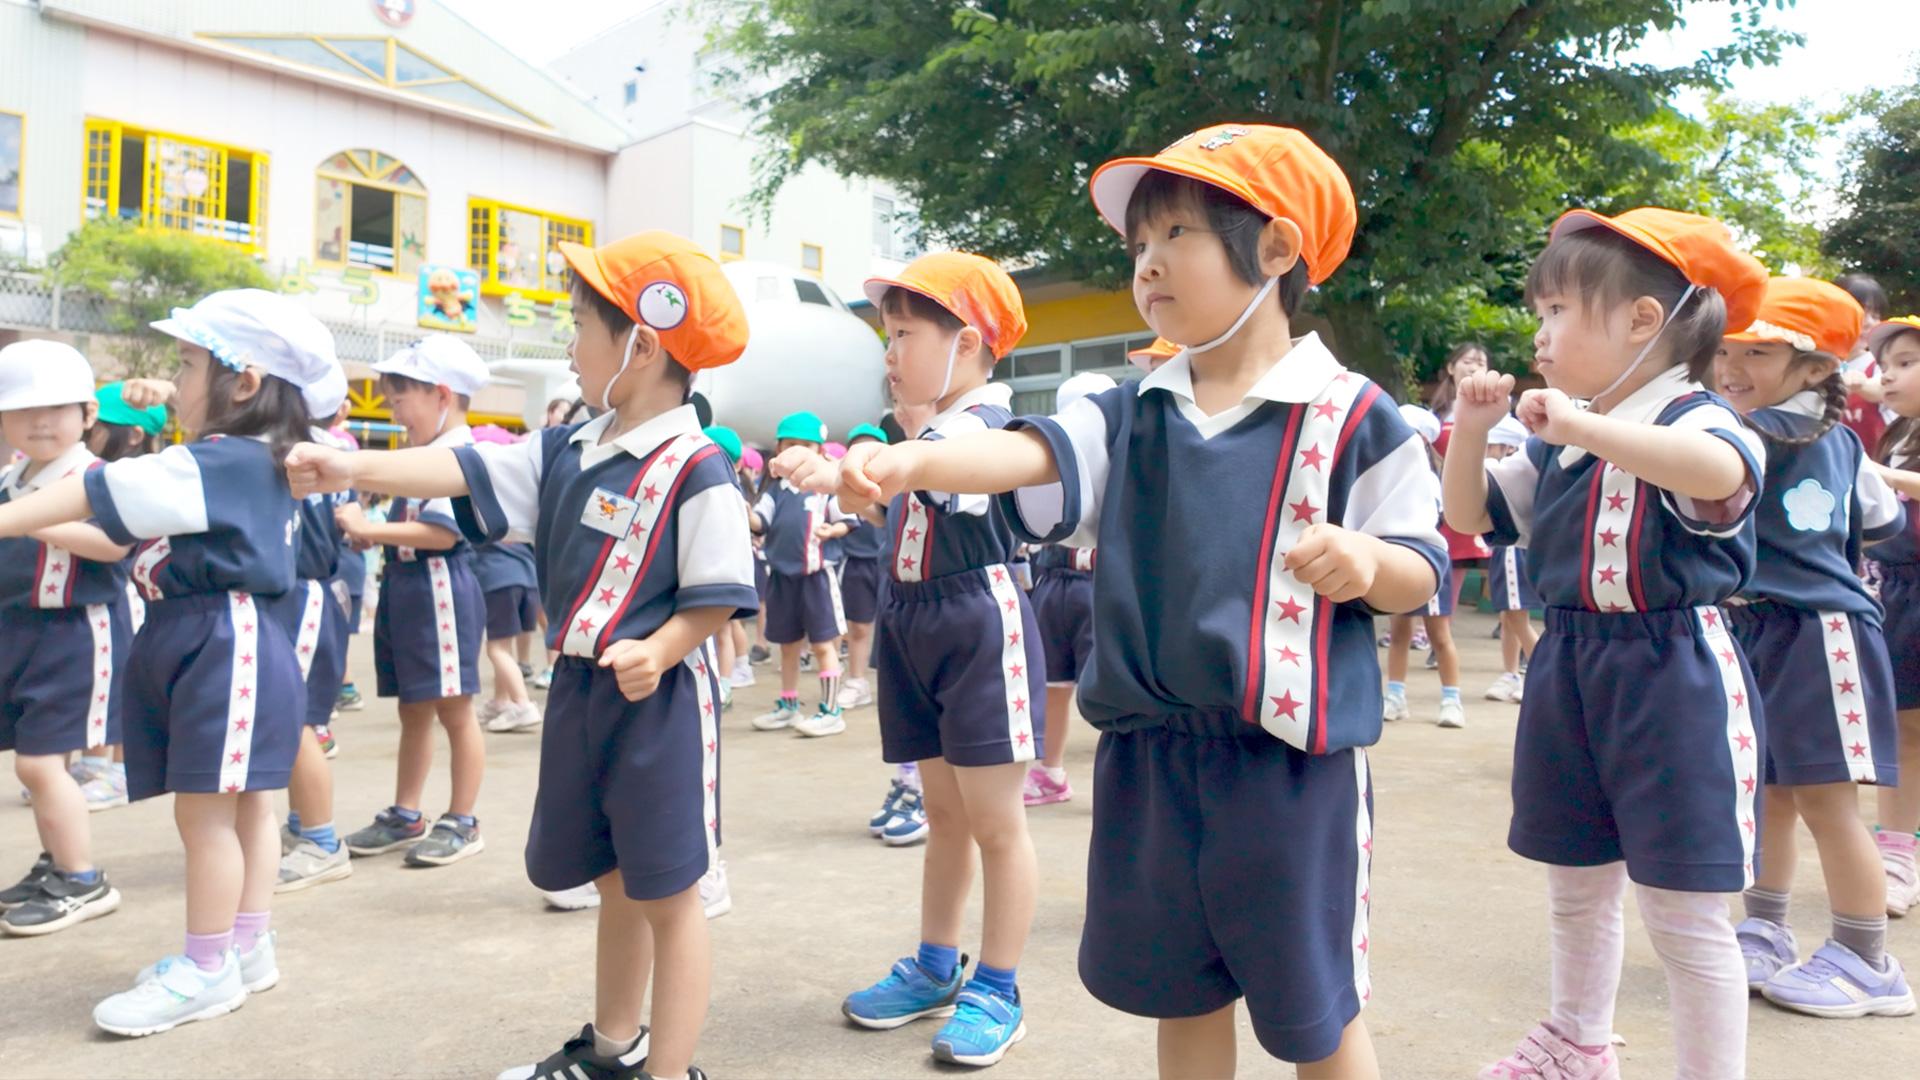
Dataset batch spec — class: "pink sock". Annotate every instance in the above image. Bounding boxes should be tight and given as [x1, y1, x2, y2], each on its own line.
[185, 929, 233, 972]
[233, 910, 271, 952]
[1881, 831, 1918, 856]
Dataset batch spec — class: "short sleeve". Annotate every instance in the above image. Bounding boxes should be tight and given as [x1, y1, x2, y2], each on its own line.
[918, 409, 993, 516]
[1661, 401, 1765, 537]
[997, 395, 1114, 547]
[751, 490, 774, 527]
[1858, 454, 1905, 543]
[452, 436, 546, 545]
[1483, 441, 1543, 548]
[1340, 419, 1449, 614]
[675, 476, 760, 619]
[84, 443, 211, 543]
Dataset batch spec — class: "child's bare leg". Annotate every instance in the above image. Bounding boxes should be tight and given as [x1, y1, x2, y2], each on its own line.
[952, 761, 1037, 970]
[1297, 1015, 1379, 1080]
[1799, 782, 1891, 928]
[1499, 610, 1526, 674]
[176, 792, 243, 936]
[1753, 786, 1798, 894]
[779, 642, 802, 696]
[638, 883, 710, 1078]
[287, 725, 333, 832]
[16, 753, 92, 872]
[1158, 1004, 1236, 1080]
[714, 628, 736, 679]
[846, 621, 874, 682]
[235, 790, 278, 916]
[595, 870, 652, 1045]
[487, 637, 530, 705]
[394, 701, 437, 811]
[1042, 685, 1073, 770]
[916, 758, 974, 953]
[438, 696, 483, 817]
[1425, 616, 1460, 687]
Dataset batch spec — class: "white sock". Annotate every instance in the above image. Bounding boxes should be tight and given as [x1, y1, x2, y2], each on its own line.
[1545, 863, 1628, 1048]
[591, 1026, 641, 1060]
[1635, 884, 1748, 1080]
[1042, 765, 1066, 782]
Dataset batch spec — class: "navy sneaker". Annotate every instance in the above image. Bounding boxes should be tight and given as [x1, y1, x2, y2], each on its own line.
[842, 954, 968, 1030]
[869, 780, 907, 837]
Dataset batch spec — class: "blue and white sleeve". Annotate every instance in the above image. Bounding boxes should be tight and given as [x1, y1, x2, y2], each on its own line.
[1660, 402, 1765, 538]
[675, 472, 760, 619]
[1858, 453, 1906, 544]
[996, 395, 1114, 547]
[1483, 440, 1543, 548]
[917, 409, 994, 517]
[84, 443, 210, 543]
[452, 436, 546, 544]
[1341, 427, 1448, 611]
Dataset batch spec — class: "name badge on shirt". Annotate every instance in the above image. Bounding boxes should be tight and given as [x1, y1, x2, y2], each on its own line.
[581, 487, 640, 538]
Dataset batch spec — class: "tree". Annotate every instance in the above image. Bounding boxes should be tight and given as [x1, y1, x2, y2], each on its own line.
[1825, 76, 1920, 312]
[48, 219, 271, 378]
[723, 0, 1799, 381]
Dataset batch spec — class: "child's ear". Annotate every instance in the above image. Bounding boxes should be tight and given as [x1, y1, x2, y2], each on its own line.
[231, 367, 264, 404]
[1804, 353, 1841, 388]
[628, 323, 664, 367]
[1258, 217, 1305, 280]
[81, 401, 99, 429]
[1626, 296, 1668, 345]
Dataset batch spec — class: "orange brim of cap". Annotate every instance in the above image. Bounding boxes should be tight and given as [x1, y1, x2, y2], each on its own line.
[1550, 211, 1686, 275]
[861, 274, 952, 320]
[557, 241, 619, 316]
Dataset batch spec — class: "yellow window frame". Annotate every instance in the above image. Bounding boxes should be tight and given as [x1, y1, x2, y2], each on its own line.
[200, 34, 547, 129]
[719, 223, 745, 262]
[314, 149, 428, 278]
[0, 109, 23, 220]
[79, 118, 268, 255]
[801, 242, 824, 275]
[468, 197, 593, 303]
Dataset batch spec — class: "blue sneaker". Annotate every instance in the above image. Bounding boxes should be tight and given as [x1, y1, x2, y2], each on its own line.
[1736, 917, 1798, 991]
[932, 983, 1028, 1067]
[842, 954, 967, 1030]
[883, 788, 929, 847]
[869, 780, 906, 837]
[95, 952, 247, 1037]
[1761, 940, 1917, 1018]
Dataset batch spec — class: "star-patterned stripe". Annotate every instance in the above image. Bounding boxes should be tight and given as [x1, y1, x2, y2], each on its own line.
[893, 496, 933, 583]
[1503, 547, 1523, 609]
[1070, 546, 1095, 572]
[1698, 605, 1758, 887]
[84, 603, 112, 748]
[32, 545, 73, 609]
[130, 538, 172, 601]
[560, 434, 706, 658]
[425, 556, 462, 697]
[985, 563, 1037, 762]
[293, 579, 326, 681]
[217, 592, 260, 794]
[396, 501, 420, 563]
[1351, 748, 1373, 1006]
[1819, 611, 1876, 783]
[1588, 464, 1638, 612]
[688, 639, 721, 865]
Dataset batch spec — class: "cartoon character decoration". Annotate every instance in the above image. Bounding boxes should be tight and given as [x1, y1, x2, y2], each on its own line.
[417, 264, 479, 333]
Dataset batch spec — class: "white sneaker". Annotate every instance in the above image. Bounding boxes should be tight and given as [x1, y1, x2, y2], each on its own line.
[79, 769, 129, 811]
[1483, 673, 1523, 704]
[529, 668, 553, 691]
[476, 699, 507, 725]
[1438, 699, 1467, 729]
[485, 701, 542, 734]
[97, 951, 248, 1037]
[795, 707, 847, 738]
[751, 701, 801, 731]
[700, 859, 732, 919]
[1382, 692, 1409, 723]
[541, 883, 602, 911]
[730, 659, 756, 688]
[276, 838, 352, 894]
[838, 677, 875, 710]
[237, 930, 279, 993]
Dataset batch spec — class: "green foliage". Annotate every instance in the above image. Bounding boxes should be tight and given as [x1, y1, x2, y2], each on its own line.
[48, 219, 270, 378]
[1825, 76, 1920, 312]
[721, 0, 1808, 384]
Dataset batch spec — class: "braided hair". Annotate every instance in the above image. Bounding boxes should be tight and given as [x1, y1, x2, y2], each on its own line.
[1756, 350, 1849, 448]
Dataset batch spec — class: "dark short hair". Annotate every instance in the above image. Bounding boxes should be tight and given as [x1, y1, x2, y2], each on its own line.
[202, 366, 311, 465]
[1526, 227, 1728, 383]
[1123, 170, 1310, 318]
[1835, 273, 1888, 321]
[879, 286, 994, 370]
[568, 278, 693, 395]
[377, 372, 471, 411]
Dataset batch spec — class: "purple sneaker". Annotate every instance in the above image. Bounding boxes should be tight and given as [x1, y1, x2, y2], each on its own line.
[1735, 917, 1798, 991]
[1760, 940, 1917, 1019]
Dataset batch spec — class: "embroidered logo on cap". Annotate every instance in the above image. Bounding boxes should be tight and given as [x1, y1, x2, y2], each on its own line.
[637, 282, 689, 331]
[1199, 126, 1250, 151]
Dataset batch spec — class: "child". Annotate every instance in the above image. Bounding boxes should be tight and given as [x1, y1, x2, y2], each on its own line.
[1711, 277, 1915, 1018]
[775, 251, 1047, 1067]
[835, 422, 892, 712]
[338, 335, 490, 867]
[1863, 313, 1920, 918]
[749, 410, 851, 738]
[285, 230, 753, 1080]
[476, 536, 543, 733]
[0, 341, 131, 936]
[1383, 404, 1467, 728]
[1484, 415, 1541, 704]
[1024, 372, 1116, 807]
[1442, 207, 1770, 1078]
[0, 290, 339, 1034]
[787, 126, 1442, 1076]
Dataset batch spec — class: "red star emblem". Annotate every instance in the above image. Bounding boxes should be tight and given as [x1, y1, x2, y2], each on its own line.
[703, 700, 714, 716]
[1270, 691, 1301, 718]
[1007, 631, 1021, 645]
[905, 528, 921, 541]
[598, 587, 617, 605]
[242, 623, 253, 633]
[642, 483, 661, 504]
[1274, 645, 1302, 666]
[1837, 678, 1857, 695]
[98, 693, 108, 704]
[1598, 528, 1619, 547]
[1702, 609, 1719, 628]
[1275, 596, 1306, 623]
[1604, 602, 1626, 613]
[100, 644, 110, 655]
[661, 454, 678, 469]
[1741, 775, 1755, 794]
[301, 644, 313, 655]
[237, 687, 252, 699]
[1735, 730, 1753, 751]
[445, 664, 455, 674]
[1605, 492, 1628, 512]
[306, 622, 317, 632]
[1012, 696, 1027, 713]
[1851, 742, 1868, 758]
[1009, 663, 1024, 678]
[1362, 836, 1373, 854]
[992, 568, 1006, 583]
[241, 653, 254, 666]
[1313, 401, 1340, 421]
[439, 601, 449, 611]
[1358, 935, 1369, 954]
[1596, 565, 1619, 584]
[577, 617, 596, 635]
[706, 739, 716, 753]
[226, 783, 240, 793]
[99, 669, 108, 679]
[1289, 496, 1319, 524]
[1730, 690, 1745, 709]
[1845, 710, 1863, 726]
[1828, 617, 1846, 633]
[1016, 731, 1030, 745]
[1299, 444, 1327, 471]
[97, 620, 106, 630]
[229, 750, 245, 764]
[1720, 649, 1736, 667]
[614, 553, 634, 573]
[441, 622, 451, 632]
[901, 557, 916, 571]
[442, 643, 453, 653]
[1832, 648, 1852, 663]
[1003, 598, 1016, 612]
[44, 583, 58, 594]
[234, 718, 250, 731]
[1743, 816, 1755, 834]
[234, 595, 250, 607]
[706, 778, 716, 792]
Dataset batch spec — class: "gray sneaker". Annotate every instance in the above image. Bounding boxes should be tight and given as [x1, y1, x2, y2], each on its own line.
[1, 868, 121, 936]
[277, 838, 353, 893]
[0, 853, 54, 910]
[344, 808, 428, 857]
[405, 816, 486, 867]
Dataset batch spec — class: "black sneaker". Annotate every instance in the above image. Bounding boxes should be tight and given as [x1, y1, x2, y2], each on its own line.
[495, 1023, 649, 1080]
[1, 868, 121, 936]
[518, 662, 534, 678]
[644, 1067, 707, 1080]
[0, 852, 53, 910]
[748, 644, 771, 664]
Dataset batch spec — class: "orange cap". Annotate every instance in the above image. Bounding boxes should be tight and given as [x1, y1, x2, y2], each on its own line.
[1089, 123, 1357, 284]
[1549, 208, 1769, 334]
[1724, 278, 1865, 357]
[557, 232, 749, 372]
[863, 252, 1028, 358]
[1867, 316, 1920, 356]
[1127, 337, 1181, 362]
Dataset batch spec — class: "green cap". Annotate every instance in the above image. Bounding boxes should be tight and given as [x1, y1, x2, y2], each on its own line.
[846, 422, 889, 445]
[703, 424, 743, 464]
[775, 410, 828, 444]
[95, 381, 169, 436]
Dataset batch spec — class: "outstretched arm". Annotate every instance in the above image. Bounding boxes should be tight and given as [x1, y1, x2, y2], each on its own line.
[776, 429, 1057, 516]
[0, 475, 92, 539]
[285, 442, 469, 501]
[31, 522, 133, 563]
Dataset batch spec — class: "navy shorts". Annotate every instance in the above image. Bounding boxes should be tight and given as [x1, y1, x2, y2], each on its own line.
[1081, 718, 1372, 1063]
[484, 585, 540, 640]
[525, 645, 722, 900]
[1873, 561, 1920, 710]
[123, 592, 303, 800]
[1031, 568, 1094, 685]
[753, 554, 769, 602]
[374, 555, 484, 704]
[1488, 546, 1540, 611]
[840, 556, 885, 625]
[763, 568, 845, 645]
[0, 603, 130, 756]
[265, 579, 350, 727]
[876, 565, 1045, 767]
[1423, 563, 1456, 617]
[1512, 606, 1762, 892]
[1728, 603, 1898, 788]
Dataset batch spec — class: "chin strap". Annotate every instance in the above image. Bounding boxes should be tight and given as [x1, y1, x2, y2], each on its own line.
[1186, 276, 1279, 355]
[1582, 284, 1698, 411]
[601, 326, 639, 411]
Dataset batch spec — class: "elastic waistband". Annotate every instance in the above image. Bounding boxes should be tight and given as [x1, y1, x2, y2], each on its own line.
[1092, 709, 1270, 741]
[386, 552, 467, 572]
[888, 565, 1008, 603]
[1036, 566, 1092, 581]
[1543, 604, 1722, 640]
[146, 591, 268, 619]
[1725, 600, 1879, 631]
[0, 603, 102, 623]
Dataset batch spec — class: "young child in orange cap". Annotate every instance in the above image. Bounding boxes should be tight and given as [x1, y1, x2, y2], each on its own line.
[1443, 207, 1772, 1079]
[776, 250, 1046, 1068]
[1708, 277, 1916, 1021]
[286, 232, 757, 1080]
[789, 123, 1448, 1077]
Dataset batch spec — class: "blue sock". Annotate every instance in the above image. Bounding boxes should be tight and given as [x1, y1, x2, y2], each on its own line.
[68, 868, 101, 886]
[390, 806, 423, 824]
[917, 941, 959, 982]
[1441, 686, 1461, 704]
[447, 812, 478, 829]
[286, 811, 301, 833]
[300, 822, 339, 853]
[1386, 681, 1406, 697]
[973, 961, 1017, 998]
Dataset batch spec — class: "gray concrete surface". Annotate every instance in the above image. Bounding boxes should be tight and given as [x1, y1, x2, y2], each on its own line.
[1, 610, 1912, 1078]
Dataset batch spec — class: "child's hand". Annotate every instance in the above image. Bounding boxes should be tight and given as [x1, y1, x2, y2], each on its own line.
[1450, 371, 1516, 435]
[598, 639, 668, 701]
[812, 521, 847, 540]
[1283, 523, 1379, 603]
[845, 442, 920, 507]
[1515, 388, 1588, 447]
[285, 443, 355, 497]
[118, 379, 177, 410]
[773, 446, 834, 492]
[333, 501, 368, 539]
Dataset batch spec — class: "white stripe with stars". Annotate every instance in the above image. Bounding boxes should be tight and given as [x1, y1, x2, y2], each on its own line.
[1820, 611, 1876, 783]
[1698, 606, 1758, 888]
[985, 564, 1036, 762]
[217, 592, 260, 794]
[561, 434, 703, 659]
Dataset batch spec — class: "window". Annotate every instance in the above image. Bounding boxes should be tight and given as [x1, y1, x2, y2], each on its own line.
[81, 119, 268, 252]
[871, 194, 920, 261]
[801, 242, 823, 273]
[719, 224, 744, 260]
[0, 111, 21, 218]
[793, 278, 831, 307]
[315, 149, 425, 275]
[467, 198, 592, 302]
[203, 35, 543, 127]
[623, 79, 638, 106]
